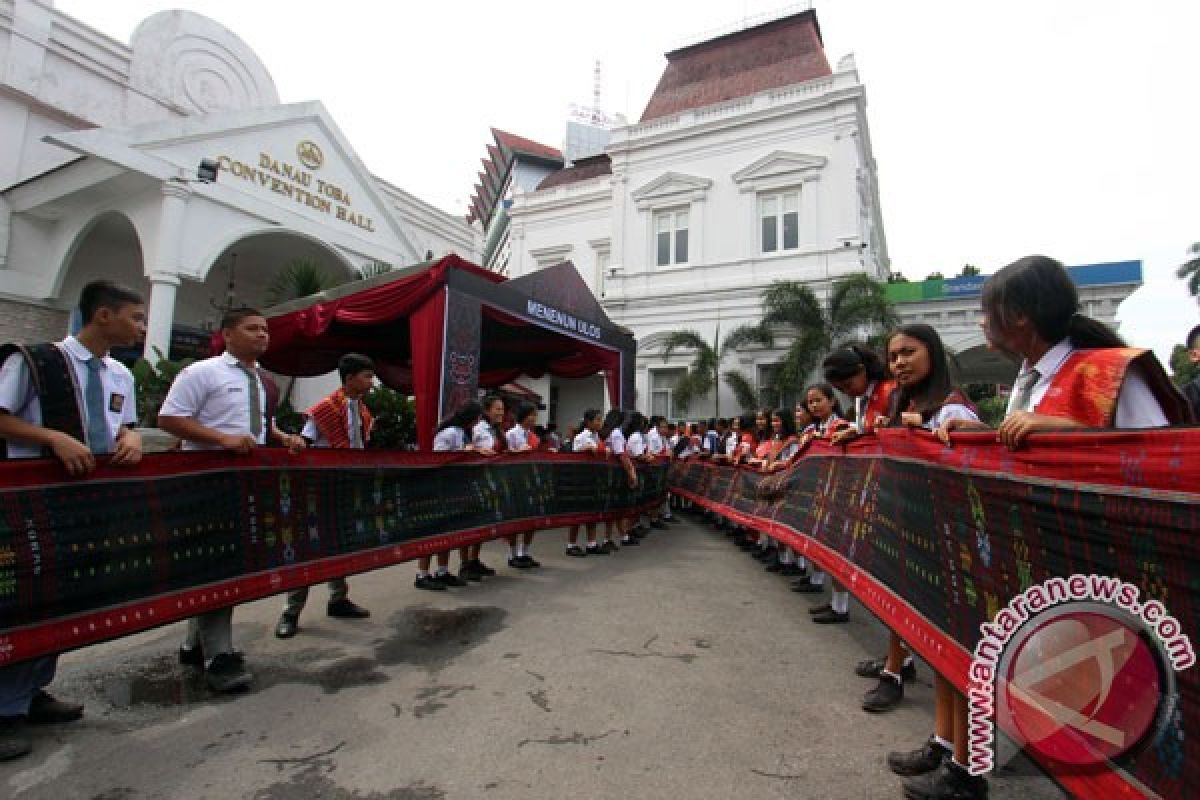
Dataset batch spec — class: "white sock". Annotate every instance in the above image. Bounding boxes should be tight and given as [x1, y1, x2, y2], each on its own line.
[517, 543, 527, 557]
[797, 556, 806, 569]
[831, 590, 849, 614]
[417, 570, 430, 578]
[903, 655, 914, 667]
[779, 550, 794, 565]
[811, 570, 826, 585]
[934, 735, 954, 751]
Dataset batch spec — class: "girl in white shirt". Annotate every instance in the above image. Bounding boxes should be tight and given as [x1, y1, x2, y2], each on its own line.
[504, 401, 541, 569]
[567, 409, 605, 556]
[424, 401, 487, 591]
[601, 409, 637, 549]
[896, 257, 1186, 799]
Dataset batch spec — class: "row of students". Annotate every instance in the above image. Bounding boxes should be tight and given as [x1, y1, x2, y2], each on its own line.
[426, 396, 545, 590]
[691, 255, 1189, 800]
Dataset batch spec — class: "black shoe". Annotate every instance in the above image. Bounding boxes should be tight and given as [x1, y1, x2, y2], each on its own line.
[585, 544, 609, 556]
[601, 540, 619, 553]
[764, 562, 783, 573]
[650, 520, 667, 529]
[791, 580, 825, 594]
[856, 656, 918, 682]
[756, 547, 779, 562]
[179, 645, 205, 667]
[414, 574, 447, 591]
[26, 691, 83, 725]
[620, 536, 641, 546]
[807, 603, 833, 615]
[889, 737, 950, 777]
[508, 556, 534, 569]
[0, 717, 31, 762]
[471, 559, 497, 577]
[566, 545, 587, 557]
[434, 572, 468, 587]
[862, 673, 904, 712]
[327, 599, 370, 619]
[779, 563, 805, 577]
[902, 756, 988, 799]
[205, 653, 252, 693]
[524, 555, 542, 568]
[736, 539, 757, 550]
[812, 609, 849, 624]
[459, 563, 483, 582]
[275, 614, 299, 639]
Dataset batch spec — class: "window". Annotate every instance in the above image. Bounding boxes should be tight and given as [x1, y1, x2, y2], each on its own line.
[651, 368, 686, 419]
[760, 190, 799, 253]
[756, 363, 791, 410]
[655, 209, 689, 266]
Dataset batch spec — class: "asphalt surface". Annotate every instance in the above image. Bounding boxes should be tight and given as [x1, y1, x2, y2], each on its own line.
[1, 513, 1067, 799]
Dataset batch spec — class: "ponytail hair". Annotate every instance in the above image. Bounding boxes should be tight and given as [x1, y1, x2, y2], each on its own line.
[823, 344, 888, 383]
[982, 255, 1125, 349]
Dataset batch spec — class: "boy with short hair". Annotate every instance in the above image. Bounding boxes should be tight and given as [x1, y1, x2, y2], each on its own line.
[0, 280, 146, 760]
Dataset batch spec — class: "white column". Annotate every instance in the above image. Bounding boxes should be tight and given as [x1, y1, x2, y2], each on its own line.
[143, 274, 179, 363]
[143, 181, 189, 362]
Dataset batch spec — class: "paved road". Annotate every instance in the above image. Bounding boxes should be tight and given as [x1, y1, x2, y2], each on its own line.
[1, 514, 1065, 799]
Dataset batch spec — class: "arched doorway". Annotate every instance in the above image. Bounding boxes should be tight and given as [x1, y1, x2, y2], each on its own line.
[56, 212, 146, 359]
[174, 229, 358, 332]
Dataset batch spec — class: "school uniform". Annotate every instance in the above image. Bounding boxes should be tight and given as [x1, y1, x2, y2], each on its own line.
[159, 353, 268, 687]
[278, 390, 371, 630]
[0, 337, 134, 720]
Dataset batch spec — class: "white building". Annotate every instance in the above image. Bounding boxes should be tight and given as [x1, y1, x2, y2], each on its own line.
[505, 8, 889, 425]
[0, 2, 477, 360]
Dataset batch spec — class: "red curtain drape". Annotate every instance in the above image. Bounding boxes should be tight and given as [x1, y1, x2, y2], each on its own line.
[409, 287, 447, 451]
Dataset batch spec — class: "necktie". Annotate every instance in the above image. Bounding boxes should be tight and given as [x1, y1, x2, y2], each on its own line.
[84, 357, 112, 454]
[1010, 368, 1041, 414]
[348, 400, 363, 449]
[236, 363, 263, 438]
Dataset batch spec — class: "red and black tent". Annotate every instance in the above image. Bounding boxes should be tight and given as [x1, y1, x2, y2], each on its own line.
[261, 255, 636, 449]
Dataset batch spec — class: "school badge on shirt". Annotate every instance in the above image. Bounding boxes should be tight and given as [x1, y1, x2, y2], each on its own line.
[109, 393, 125, 413]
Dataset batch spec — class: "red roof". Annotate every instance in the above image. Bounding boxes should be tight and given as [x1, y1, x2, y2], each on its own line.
[492, 128, 563, 162]
[465, 129, 564, 224]
[536, 155, 613, 191]
[640, 9, 831, 122]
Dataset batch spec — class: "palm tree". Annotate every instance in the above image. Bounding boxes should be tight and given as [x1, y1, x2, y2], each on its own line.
[1177, 242, 1200, 298]
[751, 274, 898, 399]
[265, 258, 340, 305]
[661, 323, 771, 417]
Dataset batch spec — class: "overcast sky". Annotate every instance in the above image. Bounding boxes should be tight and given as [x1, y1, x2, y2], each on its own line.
[59, 0, 1200, 366]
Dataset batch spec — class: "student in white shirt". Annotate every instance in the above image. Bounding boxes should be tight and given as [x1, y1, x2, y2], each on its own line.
[425, 401, 488, 590]
[159, 308, 306, 695]
[0, 280, 145, 762]
[856, 325, 980, 719]
[899, 257, 1186, 800]
[457, 395, 504, 580]
[504, 401, 541, 568]
[600, 409, 637, 549]
[275, 353, 375, 639]
[566, 409, 606, 556]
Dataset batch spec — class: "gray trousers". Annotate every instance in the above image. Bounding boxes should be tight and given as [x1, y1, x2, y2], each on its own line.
[0, 656, 56, 716]
[283, 578, 349, 617]
[183, 607, 234, 660]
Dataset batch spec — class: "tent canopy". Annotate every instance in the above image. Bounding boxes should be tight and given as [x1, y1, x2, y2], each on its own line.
[262, 255, 636, 448]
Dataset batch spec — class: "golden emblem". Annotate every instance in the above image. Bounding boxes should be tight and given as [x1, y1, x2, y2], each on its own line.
[297, 140, 324, 170]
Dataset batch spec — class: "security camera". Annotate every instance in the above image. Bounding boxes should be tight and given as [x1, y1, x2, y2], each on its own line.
[197, 158, 219, 183]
